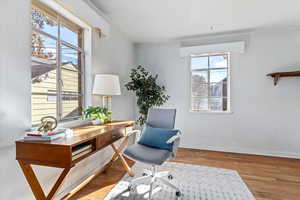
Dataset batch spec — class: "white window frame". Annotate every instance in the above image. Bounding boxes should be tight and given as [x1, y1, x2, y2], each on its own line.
[31, 0, 92, 126]
[189, 52, 231, 113]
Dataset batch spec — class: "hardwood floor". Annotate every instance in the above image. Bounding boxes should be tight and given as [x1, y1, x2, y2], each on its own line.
[67, 148, 300, 200]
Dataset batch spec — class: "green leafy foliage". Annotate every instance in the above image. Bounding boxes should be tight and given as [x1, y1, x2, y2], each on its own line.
[125, 66, 170, 125]
[31, 8, 55, 29]
[82, 106, 112, 122]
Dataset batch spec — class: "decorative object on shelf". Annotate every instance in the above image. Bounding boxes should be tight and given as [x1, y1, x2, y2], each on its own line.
[267, 70, 300, 86]
[92, 74, 121, 113]
[37, 116, 57, 132]
[125, 65, 170, 125]
[82, 106, 112, 125]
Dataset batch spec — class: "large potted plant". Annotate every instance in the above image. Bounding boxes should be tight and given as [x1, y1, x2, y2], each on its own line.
[125, 66, 169, 125]
[82, 106, 112, 125]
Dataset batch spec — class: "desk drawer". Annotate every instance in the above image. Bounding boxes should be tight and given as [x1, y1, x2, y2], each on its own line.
[96, 129, 124, 149]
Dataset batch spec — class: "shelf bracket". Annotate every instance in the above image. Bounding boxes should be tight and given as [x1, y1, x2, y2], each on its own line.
[273, 74, 280, 86]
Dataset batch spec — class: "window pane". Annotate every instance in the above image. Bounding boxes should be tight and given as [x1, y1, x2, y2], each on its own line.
[61, 68, 80, 93]
[190, 53, 229, 112]
[209, 55, 227, 68]
[210, 82, 228, 97]
[31, 7, 58, 37]
[32, 94, 57, 125]
[210, 69, 227, 83]
[192, 84, 208, 97]
[61, 45, 81, 93]
[192, 72, 208, 97]
[191, 97, 208, 111]
[60, 45, 82, 119]
[192, 71, 208, 83]
[191, 57, 208, 70]
[61, 94, 82, 120]
[60, 24, 79, 47]
[32, 32, 57, 60]
[32, 33, 57, 93]
[31, 32, 58, 124]
[209, 98, 228, 111]
[61, 45, 80, 67]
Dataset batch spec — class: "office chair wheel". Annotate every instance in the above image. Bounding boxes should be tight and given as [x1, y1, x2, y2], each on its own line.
[175, 191, 182, 197]
[128, 185, 136, 193]
[168, 174, 173, 180]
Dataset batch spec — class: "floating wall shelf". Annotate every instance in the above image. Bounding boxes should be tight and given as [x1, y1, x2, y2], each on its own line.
[267, 70, 300, 86]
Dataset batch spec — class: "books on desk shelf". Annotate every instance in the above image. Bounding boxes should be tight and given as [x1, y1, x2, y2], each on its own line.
[72, 148, 93, 161]
[72, 143, 93, 161]
[23, 128, 69, 142]
[72, 144, 92, 156]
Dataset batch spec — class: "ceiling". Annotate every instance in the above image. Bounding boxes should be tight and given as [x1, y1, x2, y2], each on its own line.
[91, 0, 300, 43]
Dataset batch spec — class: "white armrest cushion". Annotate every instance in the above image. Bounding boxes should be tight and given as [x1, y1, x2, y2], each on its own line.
[166, 130, 181, 144]
[166, 135, 180, 144]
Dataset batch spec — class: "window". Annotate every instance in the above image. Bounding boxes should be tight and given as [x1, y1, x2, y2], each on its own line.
[190, 53, 230, 112]
[31, 1, 84, 125]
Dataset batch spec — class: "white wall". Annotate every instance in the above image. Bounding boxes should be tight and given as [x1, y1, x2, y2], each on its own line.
[91, 27, 136, 120]
[0, 0, 135, 199]
[136, 29, 300, 158]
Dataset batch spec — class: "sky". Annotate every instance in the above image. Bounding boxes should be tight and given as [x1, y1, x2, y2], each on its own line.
[191, 56, 228, 83]
[36, 21, 79, 65]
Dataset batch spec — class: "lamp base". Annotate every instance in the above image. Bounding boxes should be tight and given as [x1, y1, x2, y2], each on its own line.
[102, 96, 112, 112]
[102, 96, 113, 123]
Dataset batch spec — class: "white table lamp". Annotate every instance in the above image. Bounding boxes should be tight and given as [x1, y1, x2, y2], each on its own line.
[92, 74, 121, 111]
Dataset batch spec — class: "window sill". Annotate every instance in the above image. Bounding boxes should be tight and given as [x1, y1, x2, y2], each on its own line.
[189, 110, 233, 114]
[57, 118, 91, 128]
[31, 118, 91, 129]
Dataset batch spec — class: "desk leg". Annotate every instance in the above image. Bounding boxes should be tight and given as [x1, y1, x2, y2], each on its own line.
[18, 161, 46, 200]
[111, 136, 129, 162]
[110, 136, 134, 177]
[46, 167, 70, 200]
[18, 161, 70, 200]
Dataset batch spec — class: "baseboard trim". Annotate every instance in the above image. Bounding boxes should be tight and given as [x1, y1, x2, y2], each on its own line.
[180, 144, 300, 159]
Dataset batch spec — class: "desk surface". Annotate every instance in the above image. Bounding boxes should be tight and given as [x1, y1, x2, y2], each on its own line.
[16, 120, 135, 168]
[16, 120, 135, 147]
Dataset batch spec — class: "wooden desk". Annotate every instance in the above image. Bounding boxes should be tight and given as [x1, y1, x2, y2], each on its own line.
[16, 121, 135, 200]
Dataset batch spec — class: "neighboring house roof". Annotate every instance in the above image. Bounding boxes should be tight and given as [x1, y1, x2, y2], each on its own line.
[63, 107, 80, 119]
[31, 56, 77, 79]
[32, 57, 56, 79]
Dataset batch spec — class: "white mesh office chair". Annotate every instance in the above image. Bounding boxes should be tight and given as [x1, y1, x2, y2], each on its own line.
[124, 108, 182, 199]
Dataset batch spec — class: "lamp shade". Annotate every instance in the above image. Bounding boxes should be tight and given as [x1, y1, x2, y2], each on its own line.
[92, 74, 121, 96]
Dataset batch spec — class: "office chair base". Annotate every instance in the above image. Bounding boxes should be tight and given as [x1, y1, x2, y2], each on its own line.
[128, 165, 182, 199]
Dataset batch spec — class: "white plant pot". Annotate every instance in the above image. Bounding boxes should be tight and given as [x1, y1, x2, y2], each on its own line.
[92, 119, 104, 125]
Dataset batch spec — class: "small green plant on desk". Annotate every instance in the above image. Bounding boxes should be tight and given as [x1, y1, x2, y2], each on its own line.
[82, 106, 112, 125]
